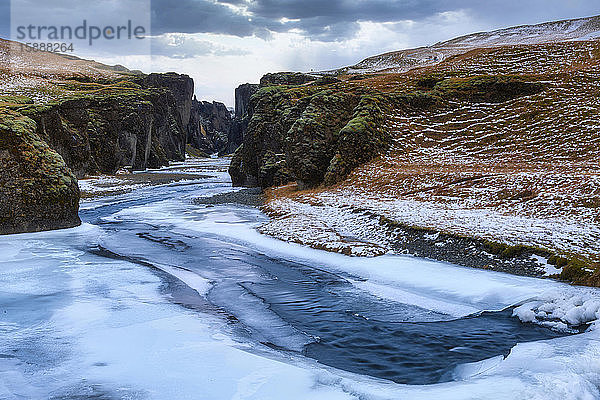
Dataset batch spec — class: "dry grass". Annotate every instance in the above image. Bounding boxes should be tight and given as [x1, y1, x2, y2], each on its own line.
[264, 39, 600, 275]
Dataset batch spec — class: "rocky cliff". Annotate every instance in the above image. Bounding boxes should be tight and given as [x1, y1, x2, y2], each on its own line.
[0, 73, 193, 234]
[234, 83, 259, 120]
[187, 99, 232, 156]
[229, 73, 412, 188]
[20, 78, 192, 178]
[228, 83, 259, 155]
[229, 72, 544, 190]
[1, 39, 195, 233]
[0, 106, 80, 234]
[139, 72, 194, 127]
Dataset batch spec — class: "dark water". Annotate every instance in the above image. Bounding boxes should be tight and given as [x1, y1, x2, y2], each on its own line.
[238, 259, 565, 384]
[79, 171, 566, 385]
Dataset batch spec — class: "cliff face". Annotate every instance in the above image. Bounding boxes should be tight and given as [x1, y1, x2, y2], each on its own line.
[138, 72, 194, 127]
[187, 99, 232, 156]
[228, 73, 415, 188]
[227, 83, 259, 156]
[21, 82, 191, 178]
[0, 108, 80, 234]
[0, 67, 194, 234]
[234, 83, 259, 119]
[229, 71, 545, 190]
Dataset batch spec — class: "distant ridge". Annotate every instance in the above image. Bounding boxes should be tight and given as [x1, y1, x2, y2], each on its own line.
[329, 14, 600, 75]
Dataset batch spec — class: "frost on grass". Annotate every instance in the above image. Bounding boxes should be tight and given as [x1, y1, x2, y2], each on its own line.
[262, 39, 600, 276]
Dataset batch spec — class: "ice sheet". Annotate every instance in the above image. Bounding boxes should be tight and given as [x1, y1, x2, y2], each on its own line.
[2, 176, 600, 399]
[111, 201, 584, 319]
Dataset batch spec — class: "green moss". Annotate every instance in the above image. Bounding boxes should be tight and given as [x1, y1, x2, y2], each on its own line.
[323, 92, 391, 185]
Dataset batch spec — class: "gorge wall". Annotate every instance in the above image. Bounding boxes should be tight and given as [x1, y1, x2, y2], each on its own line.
[228, 72, 545, 190]
[186, 84, 258, 157]
[0, 72, 194, 234]
[229, 72, 418, 189]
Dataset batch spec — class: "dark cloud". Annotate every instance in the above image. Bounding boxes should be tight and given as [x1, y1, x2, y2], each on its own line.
[152, 0, 257, 37]
[151, 0, 599, 42]
[246, 0, 442, 21]
[151, 0, 443, 41]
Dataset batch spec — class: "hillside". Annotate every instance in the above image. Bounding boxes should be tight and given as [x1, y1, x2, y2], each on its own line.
[0, 38, 141, 103]
[231, 21, 600, 286]
[332, 14, 600, 75]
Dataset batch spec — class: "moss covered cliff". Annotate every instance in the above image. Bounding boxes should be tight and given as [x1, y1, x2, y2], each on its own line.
[0, 64, 193, 233]
[229, 71, 545, 190]
[0, 108, 80, 234]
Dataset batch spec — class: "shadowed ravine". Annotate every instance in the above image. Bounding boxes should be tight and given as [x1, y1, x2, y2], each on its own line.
[76, 160, 566, 385]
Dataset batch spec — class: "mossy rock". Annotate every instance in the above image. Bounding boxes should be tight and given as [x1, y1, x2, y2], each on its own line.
[0, 109, 80, 234]
[324, 92, 391, 185]
[285, 89, 359, 188]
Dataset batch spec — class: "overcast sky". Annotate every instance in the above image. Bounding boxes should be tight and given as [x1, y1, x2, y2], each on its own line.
[2, 1, 599, 105]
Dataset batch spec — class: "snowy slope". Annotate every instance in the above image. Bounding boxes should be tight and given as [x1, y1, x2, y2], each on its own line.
[338, 15, 600, 74]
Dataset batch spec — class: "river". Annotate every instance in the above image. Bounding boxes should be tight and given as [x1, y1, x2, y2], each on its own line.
[1, 158, 598, 400]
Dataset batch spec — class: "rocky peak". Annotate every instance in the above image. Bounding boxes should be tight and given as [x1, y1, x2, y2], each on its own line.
[235, 83, 259, 119]
[137, 72, 194, 127]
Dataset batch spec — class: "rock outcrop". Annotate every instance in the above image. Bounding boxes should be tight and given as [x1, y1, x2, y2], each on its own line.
[229, 71, 543, 189]
[229, 78, 396, 188]
[234, 83, 259, 119]
[18, 77, 193, 178]
[0, 109, 80, 234]
[187, 99, 232, 156]
[0, 72, 194, 234]
[138, 72, 194, 126]
[1, 37, 196, 234]
[226, 83, 259, 155]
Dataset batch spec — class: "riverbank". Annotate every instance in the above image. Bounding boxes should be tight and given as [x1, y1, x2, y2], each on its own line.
[260, 173, 600, 287]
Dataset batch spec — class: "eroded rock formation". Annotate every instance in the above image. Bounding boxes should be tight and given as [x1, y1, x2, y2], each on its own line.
[0, 72, 194, 234]
[0, 109, 80, 234]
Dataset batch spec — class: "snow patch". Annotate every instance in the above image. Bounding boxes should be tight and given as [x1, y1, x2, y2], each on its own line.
[513, 289, 600, 331]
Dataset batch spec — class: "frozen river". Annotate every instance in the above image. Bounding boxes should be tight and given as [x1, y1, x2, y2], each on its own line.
[1, 158, 599, 400]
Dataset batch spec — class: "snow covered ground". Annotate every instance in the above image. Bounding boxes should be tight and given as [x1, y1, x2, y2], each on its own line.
[262, 187, 600, 263]
[1, 160, 600, 399]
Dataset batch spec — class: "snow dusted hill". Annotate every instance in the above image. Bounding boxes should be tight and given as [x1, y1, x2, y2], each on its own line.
[260, 32, 600, 286]
[0, 38, 139, 102]
[336, 15, 600, 74]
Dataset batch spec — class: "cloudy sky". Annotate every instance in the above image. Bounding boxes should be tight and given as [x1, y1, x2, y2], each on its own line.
[3, 1, 599, 105]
